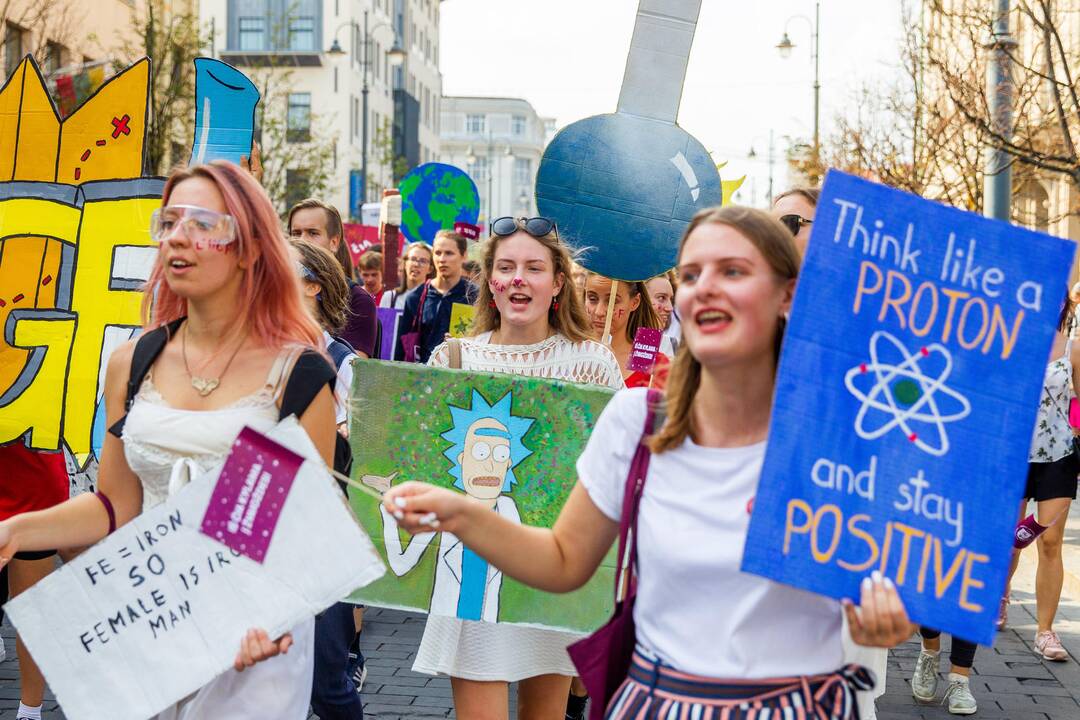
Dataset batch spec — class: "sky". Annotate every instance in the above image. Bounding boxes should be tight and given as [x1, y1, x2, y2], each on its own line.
[439, 0, 908, 207]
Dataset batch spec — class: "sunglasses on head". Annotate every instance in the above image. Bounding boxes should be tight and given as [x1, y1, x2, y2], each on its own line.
[778, 214, 812, 236]
[490, 216, 558, 239]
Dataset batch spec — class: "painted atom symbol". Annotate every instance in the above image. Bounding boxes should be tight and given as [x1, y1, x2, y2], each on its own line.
[844, 331, 971, 457]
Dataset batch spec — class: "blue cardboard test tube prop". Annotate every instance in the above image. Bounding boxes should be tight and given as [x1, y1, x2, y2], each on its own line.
[189, 58, 260, 166]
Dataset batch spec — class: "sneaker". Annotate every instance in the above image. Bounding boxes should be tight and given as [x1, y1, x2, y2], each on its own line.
[942, 675, 977, 715]
[1034, 630, 1069, 661]
[350, 655, 367, 694]
[996, 595, 1008, 631]
[911, 648, 940, 702]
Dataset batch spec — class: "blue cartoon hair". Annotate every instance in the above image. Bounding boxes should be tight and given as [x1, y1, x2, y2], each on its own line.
[441, 389, 534, 492]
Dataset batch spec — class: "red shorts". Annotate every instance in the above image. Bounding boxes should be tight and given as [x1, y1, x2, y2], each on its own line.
[0, 443, 68, 521]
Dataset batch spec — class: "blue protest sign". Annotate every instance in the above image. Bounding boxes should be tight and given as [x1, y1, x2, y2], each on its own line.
[535, 1, 720, 282]
[741, 170, 1076, 646]
[399, 163, 480, 245]
[188, 58, 260, 166]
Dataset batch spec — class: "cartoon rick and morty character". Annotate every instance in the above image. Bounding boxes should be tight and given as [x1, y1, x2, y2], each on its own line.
[362, 389, 534, 622]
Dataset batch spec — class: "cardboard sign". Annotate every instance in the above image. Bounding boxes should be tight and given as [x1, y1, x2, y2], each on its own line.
[188, 58, 260, 166]
[6, 418, 385, 720]
[344, 223, 378, 266]
[200, 428, 305, 563]
[399, 162, 480, 245]
[535, 1, 721, 281]
[0, 55, 158, 488]
[376, 307, 403, 360]
[348, 362, 617, 631]
[454, 221, 481, 240]
[449, 302, 476, 338]
[627, 327, 662, 373]
[1013, 513, 1051, 549]
[741, 171, 1076, 645]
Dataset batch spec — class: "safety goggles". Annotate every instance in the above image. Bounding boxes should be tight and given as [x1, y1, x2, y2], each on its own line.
[150, 205, 238, 246]
[778, 214, 812, 236]
[490, 216, 558, 240]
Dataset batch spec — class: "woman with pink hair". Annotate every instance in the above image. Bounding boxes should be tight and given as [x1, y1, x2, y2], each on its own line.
[0, 161, 338, 719]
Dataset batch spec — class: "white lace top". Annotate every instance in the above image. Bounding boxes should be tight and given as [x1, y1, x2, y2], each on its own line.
[427, 331, 624, 389]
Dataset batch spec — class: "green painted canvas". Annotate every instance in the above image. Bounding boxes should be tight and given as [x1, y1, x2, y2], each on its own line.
[347, 361, 618, 633]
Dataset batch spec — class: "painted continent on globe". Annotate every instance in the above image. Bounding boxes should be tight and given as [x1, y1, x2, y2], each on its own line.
[398, 163, 480, 245]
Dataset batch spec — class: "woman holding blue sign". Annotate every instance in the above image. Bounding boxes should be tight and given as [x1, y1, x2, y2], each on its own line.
[383, 206, 915, 719]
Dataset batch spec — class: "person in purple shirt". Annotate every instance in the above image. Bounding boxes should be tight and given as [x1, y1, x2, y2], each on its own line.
[288, 198, 378, 358]
[395, 230, 478, 363]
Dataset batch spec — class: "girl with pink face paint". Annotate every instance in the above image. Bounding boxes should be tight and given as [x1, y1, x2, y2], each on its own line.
[583, 274, 669, 389]
[412, 219, 622, 720]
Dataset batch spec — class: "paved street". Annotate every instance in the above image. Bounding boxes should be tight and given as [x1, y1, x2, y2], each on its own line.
[4, 503, 1078, 720]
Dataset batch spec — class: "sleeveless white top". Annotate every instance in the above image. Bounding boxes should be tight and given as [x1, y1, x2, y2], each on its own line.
[121, 346, 315, 720]
[412, 331, 622, 681]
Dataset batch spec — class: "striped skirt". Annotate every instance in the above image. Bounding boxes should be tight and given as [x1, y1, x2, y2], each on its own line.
[605, 651, 876, 720]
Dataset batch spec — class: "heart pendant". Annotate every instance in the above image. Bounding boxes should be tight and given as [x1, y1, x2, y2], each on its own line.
[191, 376, 220, 397]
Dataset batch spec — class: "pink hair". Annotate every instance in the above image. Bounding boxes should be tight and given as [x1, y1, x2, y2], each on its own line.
[143, 161, 323, 351]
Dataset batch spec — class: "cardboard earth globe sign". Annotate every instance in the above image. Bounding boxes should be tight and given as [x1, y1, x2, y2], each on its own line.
[399, 162, 481, 245]
[536, 0, 719, 282]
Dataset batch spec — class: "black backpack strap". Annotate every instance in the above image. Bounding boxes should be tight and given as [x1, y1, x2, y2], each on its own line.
[278, 349, 336, 421]
[107, 319, 184, 438]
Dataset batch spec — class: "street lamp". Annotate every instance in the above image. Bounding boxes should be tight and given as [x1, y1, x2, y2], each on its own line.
[328, 11, 406, 205]
[776, 1, 821, 165]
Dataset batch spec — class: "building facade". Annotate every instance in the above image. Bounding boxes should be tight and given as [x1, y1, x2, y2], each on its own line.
[200, 0, 442, 217]
[439, 96, 554, 226]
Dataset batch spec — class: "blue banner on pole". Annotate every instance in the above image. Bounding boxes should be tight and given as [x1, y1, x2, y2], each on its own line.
[741, 170, 1076, 645]
[350, 170, 365, 222]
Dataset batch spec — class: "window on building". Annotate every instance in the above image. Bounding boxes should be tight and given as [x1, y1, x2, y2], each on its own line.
[289, 16, 315, 50]
[514, 158, 532, 186]
[470, 156, 489, 180]
[287, 93, 311, 143]
[43, 41, 65, 75]
[4, 23, 23, 77]
[466, 114, 485, 134]
[285, 168, 311, 212]
[238, 16, 266, 50]
[512, 115, 526, 136]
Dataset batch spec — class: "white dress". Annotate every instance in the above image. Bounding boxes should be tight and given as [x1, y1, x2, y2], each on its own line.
[413, 331, 624, 681]
[121, 347, 315, 720]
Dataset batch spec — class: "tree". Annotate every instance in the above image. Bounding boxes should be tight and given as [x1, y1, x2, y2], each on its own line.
[1, 0, 80, 71]
[100, 0, 204, 176]
[816, 0, 1080, 226]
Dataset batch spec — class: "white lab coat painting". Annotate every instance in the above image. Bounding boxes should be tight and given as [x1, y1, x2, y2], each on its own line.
[362, 389, 535, 624]
[378, 496, 521, 622]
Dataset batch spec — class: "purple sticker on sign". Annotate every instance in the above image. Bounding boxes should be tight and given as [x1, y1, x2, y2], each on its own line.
[377, 307, 404, 360]
[200, 427, 304, 563]
[627, 327, 662, 373]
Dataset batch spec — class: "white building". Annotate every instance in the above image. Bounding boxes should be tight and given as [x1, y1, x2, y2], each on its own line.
[440, 96, 554, 226]
[200, 0, 442, 218]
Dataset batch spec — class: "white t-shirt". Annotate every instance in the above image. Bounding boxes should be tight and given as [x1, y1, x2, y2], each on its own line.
[577, 388, 844, 679]
[378, 289, 408, 310]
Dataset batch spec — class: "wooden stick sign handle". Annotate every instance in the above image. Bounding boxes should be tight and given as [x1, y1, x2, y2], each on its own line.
[616, 0, 703, 124]
[603, 280, 619, 346]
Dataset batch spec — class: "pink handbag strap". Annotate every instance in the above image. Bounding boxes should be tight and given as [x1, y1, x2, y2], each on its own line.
[612, 388, 661, 603]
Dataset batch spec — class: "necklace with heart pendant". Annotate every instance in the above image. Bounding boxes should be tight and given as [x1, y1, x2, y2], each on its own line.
[182, 323, 246, 397]
[190, 376, 221, 397]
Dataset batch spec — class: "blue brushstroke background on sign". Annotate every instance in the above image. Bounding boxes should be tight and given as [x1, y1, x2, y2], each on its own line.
[741, 170, 1076, 645]
[188, 58, 260, 166]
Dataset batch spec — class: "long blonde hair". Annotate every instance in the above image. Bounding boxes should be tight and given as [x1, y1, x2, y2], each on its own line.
[472, 229, 593, 342]
[650, 206, 800, 453]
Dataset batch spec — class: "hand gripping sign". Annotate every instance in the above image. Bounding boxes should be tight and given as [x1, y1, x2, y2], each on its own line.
[535, 0, 721, 282]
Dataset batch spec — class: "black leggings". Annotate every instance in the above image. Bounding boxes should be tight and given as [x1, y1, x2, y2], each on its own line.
[920, 627, 977, 668]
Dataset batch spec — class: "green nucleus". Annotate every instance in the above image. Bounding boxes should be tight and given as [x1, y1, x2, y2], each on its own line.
[892, 379, 922, 405]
